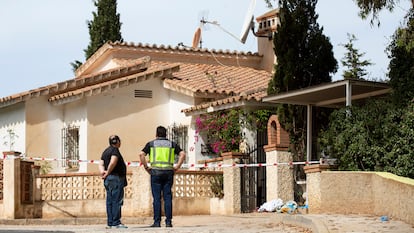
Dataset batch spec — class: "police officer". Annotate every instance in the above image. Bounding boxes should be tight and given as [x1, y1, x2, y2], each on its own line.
[139, 126, 185, 228]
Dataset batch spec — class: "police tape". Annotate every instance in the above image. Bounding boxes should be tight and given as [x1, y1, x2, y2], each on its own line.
[1, 154, 320, 168]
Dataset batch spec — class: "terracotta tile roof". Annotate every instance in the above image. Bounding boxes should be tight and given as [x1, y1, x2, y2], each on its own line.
[109, 41, 259, 56]
[0, 56, 175, 108]
[73, 41, 273, 113]
[181, 89, 269, 115]
[0, 41, 273, 112]
[164, 62, 271, 97]
[49, 63, 179, 104]
[75, 41, 264, 77]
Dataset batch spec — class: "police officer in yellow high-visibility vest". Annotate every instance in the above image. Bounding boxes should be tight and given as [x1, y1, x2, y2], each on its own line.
[139, 126, 185, 228]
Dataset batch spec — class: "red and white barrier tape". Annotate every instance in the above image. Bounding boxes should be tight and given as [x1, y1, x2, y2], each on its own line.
[1, 154, 320, 168]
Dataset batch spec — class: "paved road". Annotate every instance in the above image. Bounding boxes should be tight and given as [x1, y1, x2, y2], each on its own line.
[0, 213, 412, 233]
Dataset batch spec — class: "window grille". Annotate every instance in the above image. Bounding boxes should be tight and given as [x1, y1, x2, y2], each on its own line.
[167, 124, 188, 158]
[61, 126, 80, 169]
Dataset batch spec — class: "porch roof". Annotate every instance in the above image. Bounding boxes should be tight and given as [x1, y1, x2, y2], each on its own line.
[262, 79, 392, 163]
[262, 79, 391, 108]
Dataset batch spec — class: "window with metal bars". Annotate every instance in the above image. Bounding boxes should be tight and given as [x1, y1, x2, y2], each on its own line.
[167, 124, 188, 161]
[61, 126, 80, 169]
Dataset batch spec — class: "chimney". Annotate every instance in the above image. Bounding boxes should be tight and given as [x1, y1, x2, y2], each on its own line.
[255, 9, 279, 73]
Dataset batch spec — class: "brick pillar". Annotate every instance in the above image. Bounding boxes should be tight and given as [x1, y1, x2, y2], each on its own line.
[264, 115, 293, 202]
[2, 155, 21, 219]
[222, 152, 242, 214]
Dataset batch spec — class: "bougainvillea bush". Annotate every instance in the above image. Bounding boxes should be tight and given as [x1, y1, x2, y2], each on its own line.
[195, 109, 272, 155]
[196, 109, 242, 155]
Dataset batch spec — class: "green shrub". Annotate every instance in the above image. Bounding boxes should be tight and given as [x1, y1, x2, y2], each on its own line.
[319, 98, 414, 178]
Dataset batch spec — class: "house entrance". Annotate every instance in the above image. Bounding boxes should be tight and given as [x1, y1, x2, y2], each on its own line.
[240, 130, 267, 212]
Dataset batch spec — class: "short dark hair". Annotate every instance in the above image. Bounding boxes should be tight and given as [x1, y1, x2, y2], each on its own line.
[109, 135, 120, 145]
[156, 126, 167, 138]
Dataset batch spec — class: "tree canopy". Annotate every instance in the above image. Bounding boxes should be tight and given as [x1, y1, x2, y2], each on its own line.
[85, 0, 123, 59]
[268, 0, 337, 94]
[319, 9, 414, 178]
[268, 0, 337, 160]
[264, 0, 413, 25]
[319, 98, 414, 178]
[71, 0, 123, 71]
[340, 33, 373, 80]
[354, 0, 413, 25]
[387, 9, 414, 105]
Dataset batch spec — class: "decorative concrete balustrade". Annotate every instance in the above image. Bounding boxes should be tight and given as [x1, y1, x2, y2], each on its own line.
[0, 157, 225, 219]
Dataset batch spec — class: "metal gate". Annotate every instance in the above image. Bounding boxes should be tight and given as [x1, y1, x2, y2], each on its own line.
[240, 130, 267, 212]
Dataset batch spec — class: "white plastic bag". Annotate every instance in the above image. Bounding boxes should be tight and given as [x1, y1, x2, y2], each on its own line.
[258, 198, 284, 212]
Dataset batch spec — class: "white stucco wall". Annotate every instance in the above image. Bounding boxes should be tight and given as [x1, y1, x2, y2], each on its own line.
[1, 76, 199, 173]
[168, 91, 192, 125]
[86, 78, 184, 171]
[0, 103, 25, 153]
[61, 99, 88, 172]
[168, 91, 193, 164]
[25, 96, 63, 173]
[82, 53, 116, 76]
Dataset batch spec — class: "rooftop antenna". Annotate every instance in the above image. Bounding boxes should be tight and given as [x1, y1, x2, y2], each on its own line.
[240, 0, 256, 43]
[191, 10, 210, 49]
[192, 27, 202, 49]
[198, 0, 256, 45]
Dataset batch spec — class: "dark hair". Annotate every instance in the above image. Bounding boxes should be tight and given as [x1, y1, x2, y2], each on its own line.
[156, 126, 167, 138]
[109, 135, 120, 145]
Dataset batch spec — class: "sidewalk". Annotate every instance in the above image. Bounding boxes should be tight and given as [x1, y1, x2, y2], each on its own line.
[0, 213, 412, 233]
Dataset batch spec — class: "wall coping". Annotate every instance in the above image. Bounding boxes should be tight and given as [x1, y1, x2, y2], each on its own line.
[221, 152, 248, 160]
[321, 171, 414, 186]
[303, 164, 337, 174]
[263, 144, 289, 152]
[198, 157, 223, 164]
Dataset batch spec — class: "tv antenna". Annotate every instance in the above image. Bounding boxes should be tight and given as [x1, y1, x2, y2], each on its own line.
[189, 10, 210, 49]
[192, 0, 257, 48]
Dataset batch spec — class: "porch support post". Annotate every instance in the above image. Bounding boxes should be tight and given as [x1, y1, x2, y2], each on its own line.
[346, 80, 352, 107]
[306, 104, 312, 163]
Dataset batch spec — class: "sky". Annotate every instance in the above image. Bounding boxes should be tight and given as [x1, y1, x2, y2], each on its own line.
[0, 0, 411, 98]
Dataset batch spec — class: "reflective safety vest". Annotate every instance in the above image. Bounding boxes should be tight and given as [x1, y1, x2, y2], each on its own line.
[149, 139, 175, 169]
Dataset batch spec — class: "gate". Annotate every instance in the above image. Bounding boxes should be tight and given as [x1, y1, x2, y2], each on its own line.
[20, 161, 34, 204]
[240, 130, 267, 212]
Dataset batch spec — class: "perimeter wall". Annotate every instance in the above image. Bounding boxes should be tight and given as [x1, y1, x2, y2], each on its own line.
[305, 165, 414, 226]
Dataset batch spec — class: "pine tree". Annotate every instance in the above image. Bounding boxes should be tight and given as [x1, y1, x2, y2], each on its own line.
[340, 33, 373, 80]
[71, 0, 123, 72]
[267, 0, 337, 161]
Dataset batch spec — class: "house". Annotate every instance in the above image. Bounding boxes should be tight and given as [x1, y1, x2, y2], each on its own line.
[0, 10, 279, 173]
